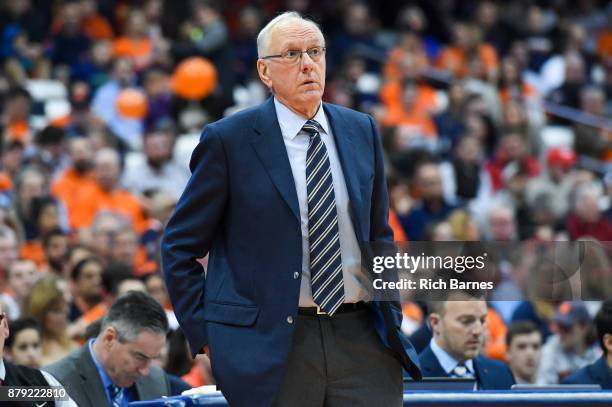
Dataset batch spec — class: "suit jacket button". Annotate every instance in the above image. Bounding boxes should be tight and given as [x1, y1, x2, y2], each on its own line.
[287, 316, 294, 324]
[293, 271, 300, 279]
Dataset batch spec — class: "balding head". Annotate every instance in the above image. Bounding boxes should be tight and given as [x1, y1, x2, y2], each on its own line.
[256, 11, 324, 58]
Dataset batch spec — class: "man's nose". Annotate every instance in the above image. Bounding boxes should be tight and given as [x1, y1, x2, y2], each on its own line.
[300, 52, 315, 71]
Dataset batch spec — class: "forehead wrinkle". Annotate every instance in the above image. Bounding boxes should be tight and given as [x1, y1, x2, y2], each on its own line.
[269, 22, 324, 52]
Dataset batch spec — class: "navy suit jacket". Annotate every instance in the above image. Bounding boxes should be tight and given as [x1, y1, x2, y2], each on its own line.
[161, 98, 421, 407]
[418, 344, 515, 390]
[562, 356, 612, 389]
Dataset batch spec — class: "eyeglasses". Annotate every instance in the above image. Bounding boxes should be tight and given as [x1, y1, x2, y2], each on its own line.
[261, 46, 326, 64]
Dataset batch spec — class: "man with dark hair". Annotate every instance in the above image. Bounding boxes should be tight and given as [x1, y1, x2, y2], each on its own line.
[506, 320, 543, 384]
[45, 291, 174, 406]
[562, 301, 612, 389]
[419, 290, 515, 389]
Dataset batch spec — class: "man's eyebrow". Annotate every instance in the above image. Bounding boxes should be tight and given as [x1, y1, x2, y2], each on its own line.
[134, 350, 158, 360]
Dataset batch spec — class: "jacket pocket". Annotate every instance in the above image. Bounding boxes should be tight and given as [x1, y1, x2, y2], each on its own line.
[203, 301, 260, 326]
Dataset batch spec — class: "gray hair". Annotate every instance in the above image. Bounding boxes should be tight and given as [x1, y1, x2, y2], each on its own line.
[256, 11, 324, 58]
[100, 291, 168, 342]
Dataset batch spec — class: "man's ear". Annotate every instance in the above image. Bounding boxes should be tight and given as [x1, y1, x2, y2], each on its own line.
[102, 326, 118, 348]
[428, 313, 441, 334]
[257, 59, 273, 90]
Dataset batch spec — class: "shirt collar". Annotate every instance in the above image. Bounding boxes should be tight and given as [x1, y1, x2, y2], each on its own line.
[274, 98, 330, 140]
[88, 338, 116, 391]
[0, 359, 5, 380]
[430, 337, 474, 375]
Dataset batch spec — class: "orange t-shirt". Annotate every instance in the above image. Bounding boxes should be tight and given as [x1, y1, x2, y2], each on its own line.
[389, 209, 408, 241]
[70, 182, 147, 234]
[435, 44, 499, 78]
[20, 242, 45, 267]
[51, 168, 98, 230]
[484, 307, 508, 361]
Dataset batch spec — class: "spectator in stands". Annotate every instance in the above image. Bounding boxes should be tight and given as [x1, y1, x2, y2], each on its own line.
[23, 274, 78, 366]
[122, 129, 190, 200]
[144, 272, 178, 330]
[51, 136, 97, 229]
[4, 317, 42, 368]
[0, 224, 19, 289]
[537, 301, 601, 384]
[506, 320, 543, 384]
[574, 85, 611, 160]
[566, 183, 612, 241]
[44, 291, 181, 406]
[113, 9, 155, 72]
[21, 195, 63, 266]
[14, 165, 50, 242]
[110, 226, 157, 276]
[419, 289, 515, 389]
[1, 87, 33, 145]
[42, 227, 71, 275]
[67, 256, 105, 323]
[91, 58, 142, 146]
[5, 259, 37, 318]
[0, 302, 77, 406]
[49, 0, 91, 68]
[526, 147, 579, 222]
[400, 161, 459, 240]
[71, 147, 147, 234]
[563, 300, 612, 389]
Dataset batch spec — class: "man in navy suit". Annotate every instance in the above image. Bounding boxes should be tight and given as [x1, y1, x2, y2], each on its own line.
[418, 290, 515, 390]
[161, 11, 420, 407]
[562, 300, 612, 389]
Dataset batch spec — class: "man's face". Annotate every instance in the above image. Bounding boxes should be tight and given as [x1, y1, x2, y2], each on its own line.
[45, 235, 70, 271]
[104, 329, 166, 388]
[95, 155, 120, 191]
[507, 332, 542, 381]
[75, 261, 104, 302]
[415, 164, 443, 201]
[70, 138, 94, 174]
[144, 133, 172, 169]
[257, 20, 326, 118]
[0, 236, 18, 273]
[8, 261, 37, 300]
[8, 328, 42, 368]
[558, 322, 587, 352]
[430, 299, 488, 362]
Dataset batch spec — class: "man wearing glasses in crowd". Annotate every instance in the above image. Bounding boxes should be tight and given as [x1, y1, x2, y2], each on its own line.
[163, 10, 421, 407]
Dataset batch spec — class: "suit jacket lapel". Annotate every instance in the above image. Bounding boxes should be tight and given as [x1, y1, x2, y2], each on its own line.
[420, 345, 448, 377]
[322, 103, 365, 240]
[251, 98, 300, 222]
[78, 346, 110, 407]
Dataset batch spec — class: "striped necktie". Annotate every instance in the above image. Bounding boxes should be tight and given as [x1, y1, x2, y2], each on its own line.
[303, 119, 345, 315]
[108, 384, 123, 407]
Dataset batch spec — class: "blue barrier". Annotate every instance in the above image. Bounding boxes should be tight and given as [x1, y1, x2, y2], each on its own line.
[129, 391, 612, 406]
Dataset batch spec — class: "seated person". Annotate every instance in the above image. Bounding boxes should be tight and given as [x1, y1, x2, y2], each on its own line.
[418, 289, 515, 389]
[562, 300, 612, 389]
[44, 292, 188, 406]
[4, 317, 43, 368]
[537, 301, 601, 384]
[0, 305, 76, 406]
[506, 320, 543, 384]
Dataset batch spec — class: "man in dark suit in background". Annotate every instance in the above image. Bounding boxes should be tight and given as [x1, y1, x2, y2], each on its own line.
[563, 300, 612, 389]
[418, 290, 515, 390]
[45, 292, 174, 406]
[162, 10, 421, 407]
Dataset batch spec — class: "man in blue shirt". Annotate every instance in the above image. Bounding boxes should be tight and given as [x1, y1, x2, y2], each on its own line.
[45, 292, 174, 406]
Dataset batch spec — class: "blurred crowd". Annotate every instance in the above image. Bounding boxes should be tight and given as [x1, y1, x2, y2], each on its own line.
[0, 0, 611, 389]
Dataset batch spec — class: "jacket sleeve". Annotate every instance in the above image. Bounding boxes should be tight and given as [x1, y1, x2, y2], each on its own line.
[161, 124, 228, 356]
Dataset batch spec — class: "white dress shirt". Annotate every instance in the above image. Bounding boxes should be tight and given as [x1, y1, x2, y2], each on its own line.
[0, 359, 77, 406]
[274, 98, 367, 307]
